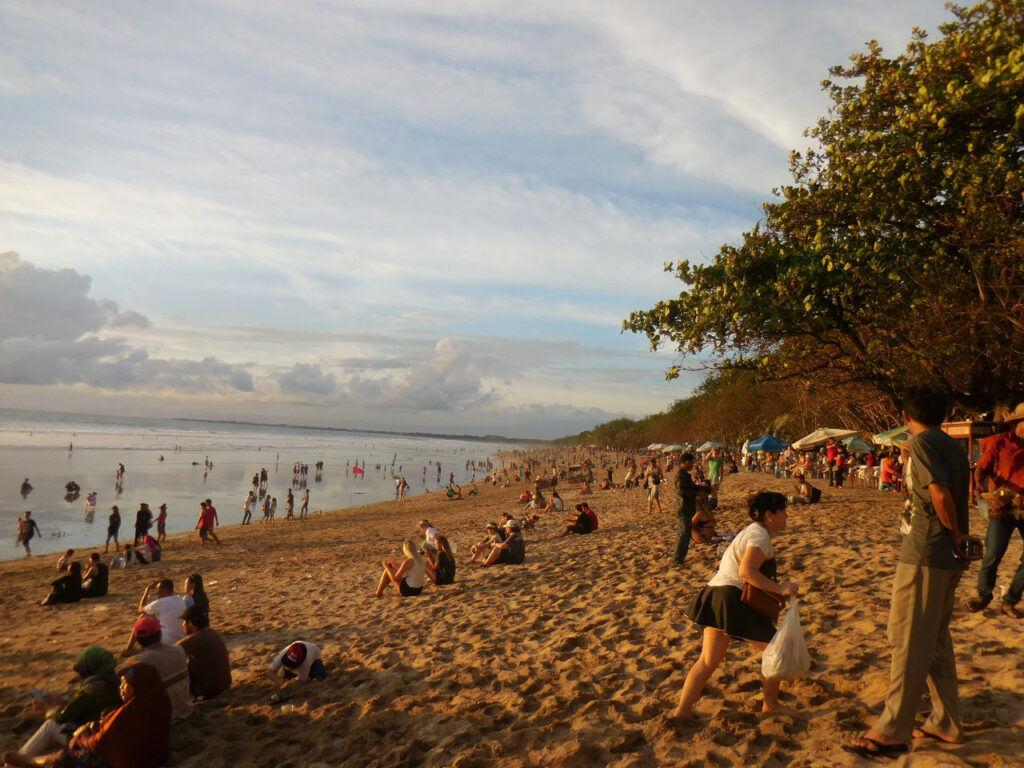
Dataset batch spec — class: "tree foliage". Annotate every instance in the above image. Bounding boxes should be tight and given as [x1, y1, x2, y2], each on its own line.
[624, 0, 1024, 414]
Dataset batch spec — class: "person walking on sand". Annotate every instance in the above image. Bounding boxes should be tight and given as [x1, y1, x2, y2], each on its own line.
[16, 511, 41, 557]
[646, 458, 663, 515]
[844, 388, 978, 758]
[242, 491, 255, 525]
[300, 489, 309, 518]
[964, 401, 1024, 620]
[195, 501, 221, 546]
[105, 505, 121, 553]
[668, 491, 798, 722]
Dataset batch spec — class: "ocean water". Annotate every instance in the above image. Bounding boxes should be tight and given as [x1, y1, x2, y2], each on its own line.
[0, 409, 515, 562]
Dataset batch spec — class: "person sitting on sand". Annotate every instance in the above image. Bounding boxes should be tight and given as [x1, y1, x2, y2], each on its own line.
[269, 641, 328, 684]
[56, 549, 74, 571]
[544, 490, 564, 514]
[425, 535, 456, 585]
[182, 573, 210, 617]
[528, 488, 546, 510]
[176, 606, 231, 701]
[130, 579, 188, 647]
[559, 504, 594, 537]
[668, 491, 799, 722]
[81, 554, 109, 598]
[140, 533, 161, 563]
[691, 500, 734, 545]
[481, 523, 525, 566]
[3, 646, 122, 762]
[419, 519, 441, 554]
[446, 485, 463, 500]
[788, 471, 822, 504]
[3, 661, 170, 768]
[467, 483, 479, 496]
[124, 616, 192, 722]
[519, 488, 533, 505]
[41, 562, 83, 606]
[374, 540, 426, 597]
[469, 523, 504, 563]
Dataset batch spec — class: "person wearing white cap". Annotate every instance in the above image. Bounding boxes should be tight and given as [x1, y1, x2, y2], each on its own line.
[965, 401, 1024, 619]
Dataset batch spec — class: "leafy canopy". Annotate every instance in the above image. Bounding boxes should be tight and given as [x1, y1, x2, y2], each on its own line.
[624, 0, 1024, 413]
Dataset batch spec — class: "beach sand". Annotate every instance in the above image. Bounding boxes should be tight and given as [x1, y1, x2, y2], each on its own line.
[0, 461, 1021, 767]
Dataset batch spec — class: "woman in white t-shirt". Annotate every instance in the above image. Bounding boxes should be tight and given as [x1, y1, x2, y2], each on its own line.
[669, 491, 798, 721]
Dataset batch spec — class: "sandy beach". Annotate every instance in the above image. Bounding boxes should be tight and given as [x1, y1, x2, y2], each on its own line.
[0, 458, 1021, 767]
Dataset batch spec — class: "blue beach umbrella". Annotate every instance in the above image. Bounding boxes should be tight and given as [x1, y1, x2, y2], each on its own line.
[747, 435, 790, 452]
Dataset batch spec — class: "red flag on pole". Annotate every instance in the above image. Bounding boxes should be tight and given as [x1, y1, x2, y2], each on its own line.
[353, 466, 364, 475]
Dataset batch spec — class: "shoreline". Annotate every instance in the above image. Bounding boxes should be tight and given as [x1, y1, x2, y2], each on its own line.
[1, 460, 1020, 766]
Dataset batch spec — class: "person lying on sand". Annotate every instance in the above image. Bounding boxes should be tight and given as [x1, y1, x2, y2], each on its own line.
[374, 540, 425, 597]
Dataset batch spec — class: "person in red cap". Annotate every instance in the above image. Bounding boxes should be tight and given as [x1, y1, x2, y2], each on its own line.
[126, 615, 192, 721]
[268, 641, 327, 684]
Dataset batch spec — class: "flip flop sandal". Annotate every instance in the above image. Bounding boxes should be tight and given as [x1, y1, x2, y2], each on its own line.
[842, 736, 909, 759]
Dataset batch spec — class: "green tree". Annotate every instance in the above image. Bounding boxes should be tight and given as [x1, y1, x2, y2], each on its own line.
[625, 0, 1024, 413]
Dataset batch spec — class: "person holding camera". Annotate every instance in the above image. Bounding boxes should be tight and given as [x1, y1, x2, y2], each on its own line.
[845, 388, 979, 758]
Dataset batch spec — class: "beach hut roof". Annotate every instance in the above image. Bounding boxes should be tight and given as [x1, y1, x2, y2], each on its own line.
[791, 428, 858, 450]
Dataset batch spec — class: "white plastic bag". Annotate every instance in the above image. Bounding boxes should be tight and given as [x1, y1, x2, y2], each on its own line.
[761, 597, 811, 680]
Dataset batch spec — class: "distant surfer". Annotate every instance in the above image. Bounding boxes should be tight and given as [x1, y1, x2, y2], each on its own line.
[20, 478, 33, 499]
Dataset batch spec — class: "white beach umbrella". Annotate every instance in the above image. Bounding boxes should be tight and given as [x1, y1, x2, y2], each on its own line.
[791, 428, 858, 451]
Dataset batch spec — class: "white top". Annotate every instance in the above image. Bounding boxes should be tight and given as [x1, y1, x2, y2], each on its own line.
[551, 497, 564, 512]
[144, 595, 189, 644]
[269, 641, 322, 681]
[707, 523, 773, 590]
[405, 557, 425, 589]
[423, 526, 440, 550]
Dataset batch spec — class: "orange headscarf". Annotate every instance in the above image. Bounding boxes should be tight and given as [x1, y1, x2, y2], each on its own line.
[84, 661, 171, 768]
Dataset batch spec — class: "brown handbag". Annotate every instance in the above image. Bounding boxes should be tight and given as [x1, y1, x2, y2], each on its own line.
[741, 582, 786, 621]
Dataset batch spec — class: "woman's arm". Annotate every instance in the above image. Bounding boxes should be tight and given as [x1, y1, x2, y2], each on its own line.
[737, 545, 796, 596]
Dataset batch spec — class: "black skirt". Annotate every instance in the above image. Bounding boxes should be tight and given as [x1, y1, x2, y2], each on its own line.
[685, 585, 776, 644]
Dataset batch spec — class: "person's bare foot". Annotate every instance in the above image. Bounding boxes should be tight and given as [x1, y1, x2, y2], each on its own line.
[913, 727, 964, 744]
[1001, 603, 1024, 619]
[760, 705, 801, 718]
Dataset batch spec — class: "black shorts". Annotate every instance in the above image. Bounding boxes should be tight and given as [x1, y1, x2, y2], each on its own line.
[399, 579, 423, 597]
[497, 549, 524, 565]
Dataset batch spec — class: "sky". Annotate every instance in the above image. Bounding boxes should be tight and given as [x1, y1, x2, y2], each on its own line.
[0, 1, 951, 439]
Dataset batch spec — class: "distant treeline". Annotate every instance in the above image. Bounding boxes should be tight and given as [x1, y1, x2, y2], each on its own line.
[556, 370, 901, 451]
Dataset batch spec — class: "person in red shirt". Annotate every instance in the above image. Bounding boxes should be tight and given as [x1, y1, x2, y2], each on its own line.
[195, 500, 221, 546]
[965, 403, 1024, 619]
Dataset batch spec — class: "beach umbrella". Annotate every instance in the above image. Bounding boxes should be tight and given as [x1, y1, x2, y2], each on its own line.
[842, 436, 875, 454]
[747, 434, 790, 452]
[696, 441, 724, 452]
[661, 444, 684, 453]
[873, 425, 910, 446]
[646, 443, 664, 451]
[791, 428, 858, 450]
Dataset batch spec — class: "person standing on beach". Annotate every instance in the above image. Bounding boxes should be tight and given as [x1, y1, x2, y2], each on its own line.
[285, 489, 294, 519]
[964, 402, 1024, 619]
[104, 505, 121, 553]
[300, 489, 309, 518]
[133, 503, 152, 546]
[16, 511, 41, 557]
[673, 454, 711, 565]
[84, 491, 97, 523]
[156, 504, 168, 542]
[845, 388, 977, 758]
[646, 459, 663, 515]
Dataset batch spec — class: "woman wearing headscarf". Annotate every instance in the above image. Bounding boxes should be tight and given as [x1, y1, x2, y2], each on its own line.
[3, 662, 172, 768]
[4, 647, 122, 761]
